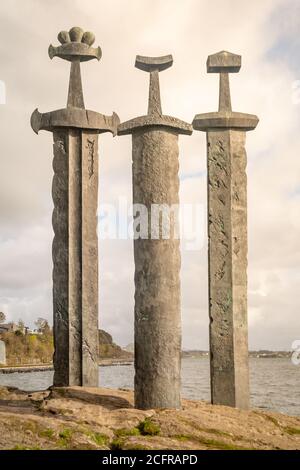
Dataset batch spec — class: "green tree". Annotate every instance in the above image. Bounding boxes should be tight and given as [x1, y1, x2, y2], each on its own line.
[0, 312, 6, 324]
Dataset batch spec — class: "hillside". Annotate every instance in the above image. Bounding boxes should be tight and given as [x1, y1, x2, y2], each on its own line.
[98, 330, 133, 361]
[0, 329, 132, 367]
[0, 330, 53, 366]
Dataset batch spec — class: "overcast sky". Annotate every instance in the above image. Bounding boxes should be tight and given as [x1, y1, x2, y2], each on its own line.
[0, 0, 299, 350]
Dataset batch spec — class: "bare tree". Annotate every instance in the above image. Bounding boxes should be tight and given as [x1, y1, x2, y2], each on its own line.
[35, 317, 51, 335]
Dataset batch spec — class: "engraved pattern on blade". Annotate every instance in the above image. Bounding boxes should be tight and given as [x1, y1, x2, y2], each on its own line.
[81, 132, 99, 387]
[207, 131, 235, 406]
[87, 138, 95, 179]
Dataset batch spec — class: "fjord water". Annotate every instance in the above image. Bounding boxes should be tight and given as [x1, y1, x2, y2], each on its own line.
[0, 358, 299, 416]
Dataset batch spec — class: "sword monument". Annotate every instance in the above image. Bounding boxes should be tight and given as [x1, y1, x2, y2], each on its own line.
[31, 27, 119, 387]
[118, 55, 192, 409]
[193, 51, 259, 409]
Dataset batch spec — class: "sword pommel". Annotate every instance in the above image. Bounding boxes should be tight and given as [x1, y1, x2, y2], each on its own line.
[49, 26, 102, 62]
[193, 51, 259, 131]
[206, 51, 241, 112]
[207, 50, 241, 73]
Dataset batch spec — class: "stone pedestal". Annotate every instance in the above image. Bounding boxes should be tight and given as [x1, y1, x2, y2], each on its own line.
[193, 51, 258, 409]
[118, 55, 192, 409]
[31, 27, 119, 386]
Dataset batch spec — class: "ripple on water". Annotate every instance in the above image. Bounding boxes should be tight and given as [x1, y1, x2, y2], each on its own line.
[0, 358, 298, 416]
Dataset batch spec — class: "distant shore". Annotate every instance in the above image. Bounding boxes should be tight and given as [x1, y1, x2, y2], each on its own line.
[0, 364, 53, 374]
[0, 358, 134, 374]
[0, 353, 291, 374]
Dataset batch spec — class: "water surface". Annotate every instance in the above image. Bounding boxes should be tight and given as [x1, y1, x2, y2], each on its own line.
[0, 357, 299, 416]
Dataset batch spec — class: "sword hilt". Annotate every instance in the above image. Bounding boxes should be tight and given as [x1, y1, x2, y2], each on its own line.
[48, 26, 102, 62]
[207, 51, 241, 112]
[135, 55, 173, 116]
[31, 28, 120, 136]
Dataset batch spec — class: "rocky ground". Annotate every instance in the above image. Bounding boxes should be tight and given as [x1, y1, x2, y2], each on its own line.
[0, 385, 299, 450]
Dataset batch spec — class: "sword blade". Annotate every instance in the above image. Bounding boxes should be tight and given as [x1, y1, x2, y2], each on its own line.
[52, 129, 99, 387]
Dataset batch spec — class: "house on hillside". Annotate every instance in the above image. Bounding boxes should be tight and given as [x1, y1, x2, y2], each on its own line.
[0, 323, 25, 334]
[0, 323, 18, 334]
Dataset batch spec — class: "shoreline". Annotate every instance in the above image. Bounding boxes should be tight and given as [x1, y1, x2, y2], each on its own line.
[0, 355, 291, 374]
[0, 365, 53, 374]
[0, 359, 134, 374]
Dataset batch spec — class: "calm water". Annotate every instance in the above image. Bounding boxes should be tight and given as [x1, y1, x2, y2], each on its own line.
[0, 358, 299, 416]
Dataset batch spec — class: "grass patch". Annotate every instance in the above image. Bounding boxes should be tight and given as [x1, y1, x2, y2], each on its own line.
[55, 388, 66, 397]
[89, 432, 110, 446]
[203, 428, 232, 437]
[174, 434, 252, 450]
[174, 435, 189, 442]
[110, 438, 124, 450]
[115, 427, 140, 438]
[253, 412, 280, 428]
[12, 444, 42, 450]
[176, 415, 232, 438]
[58, 428, 74, 447]
[126, 444, 150, 450]
[264, 415, 280, 427]
[138, 418, 160, 436]
[59, 428, 73, 440]
[199, 437, 251, 450]
[284, 427, 300, 436]
[39, 428, 55, 439]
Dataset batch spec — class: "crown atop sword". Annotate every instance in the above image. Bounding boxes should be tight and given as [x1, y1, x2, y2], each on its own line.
[49, 26, 102, 62]
[31, 27, 119, 135]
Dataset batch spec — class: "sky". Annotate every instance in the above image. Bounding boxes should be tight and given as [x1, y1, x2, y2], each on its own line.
[0, 0, 299, 350]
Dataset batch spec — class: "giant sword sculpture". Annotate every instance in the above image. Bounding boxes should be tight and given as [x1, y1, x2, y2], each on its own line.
[31, 27, 119, 387]
[118, 55, 192, 409]
[193, 51, 258, 409]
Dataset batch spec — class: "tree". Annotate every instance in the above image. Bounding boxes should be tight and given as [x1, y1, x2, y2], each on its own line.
[0, 312, 6, 324]
[17, 319, 25, 332]
[35, 318, 51, 335]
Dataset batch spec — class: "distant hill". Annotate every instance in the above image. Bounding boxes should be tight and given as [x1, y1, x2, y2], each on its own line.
[124, 343, 134, 353]
[98, 330, 133, 361]
[0, 327, 133, 367]
[182, 350, 291, 359]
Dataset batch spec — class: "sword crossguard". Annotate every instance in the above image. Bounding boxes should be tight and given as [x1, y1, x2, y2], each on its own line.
[206, 51, 241, 112]
[135, 55, 173, 116]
